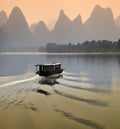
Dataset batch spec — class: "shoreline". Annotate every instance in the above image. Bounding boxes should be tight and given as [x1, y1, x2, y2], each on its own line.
[1, 52, 120, 55]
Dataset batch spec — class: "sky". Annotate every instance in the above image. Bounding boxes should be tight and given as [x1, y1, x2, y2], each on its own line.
[0, 0, 120, 29]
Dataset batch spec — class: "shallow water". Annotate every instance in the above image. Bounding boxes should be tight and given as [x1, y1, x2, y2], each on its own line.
[0, 53, 120, 129]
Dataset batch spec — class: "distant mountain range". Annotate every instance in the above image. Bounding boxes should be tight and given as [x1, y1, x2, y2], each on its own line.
[0, 5, 120, 52]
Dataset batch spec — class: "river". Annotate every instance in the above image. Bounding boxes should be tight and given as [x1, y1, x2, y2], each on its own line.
[0, 53, 120, 129]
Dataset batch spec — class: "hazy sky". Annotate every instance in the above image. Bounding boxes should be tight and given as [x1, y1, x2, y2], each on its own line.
[0, 0, 120, 28]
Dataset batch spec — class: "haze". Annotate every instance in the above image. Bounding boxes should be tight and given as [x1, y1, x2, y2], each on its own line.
[0, 0, 120, 28]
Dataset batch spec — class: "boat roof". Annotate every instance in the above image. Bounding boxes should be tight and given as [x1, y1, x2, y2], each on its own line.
[36, 63, 61, 66]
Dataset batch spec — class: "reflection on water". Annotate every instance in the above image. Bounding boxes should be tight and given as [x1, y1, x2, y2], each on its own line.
[39, 78, 58, 86]
[39, 74, 62, 86]
[0, 53, 120, 129]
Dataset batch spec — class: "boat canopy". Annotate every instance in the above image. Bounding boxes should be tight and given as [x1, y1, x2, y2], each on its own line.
[35, 63, 63, 76]
[35, 63, 61, 67]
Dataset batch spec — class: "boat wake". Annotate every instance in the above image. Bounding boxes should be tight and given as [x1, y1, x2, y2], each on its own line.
[0, 73, 39, 88]
[0, 71, 109, 128]
[0, 72, 110, 107]
[0, 73, 40, 110]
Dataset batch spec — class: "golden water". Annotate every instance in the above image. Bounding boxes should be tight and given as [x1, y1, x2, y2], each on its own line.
[0, 72, 120, 129]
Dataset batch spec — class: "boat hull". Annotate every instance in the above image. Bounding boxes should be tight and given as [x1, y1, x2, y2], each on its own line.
[37, 69, 63, 77]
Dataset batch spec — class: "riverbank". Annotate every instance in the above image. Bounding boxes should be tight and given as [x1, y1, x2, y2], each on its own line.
[1, 51, 120, 55]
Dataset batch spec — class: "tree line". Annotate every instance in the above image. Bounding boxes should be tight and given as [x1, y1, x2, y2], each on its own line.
[45, 39, 120, 52]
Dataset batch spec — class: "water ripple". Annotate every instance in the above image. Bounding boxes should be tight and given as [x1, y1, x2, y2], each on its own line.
[54, 89, 109, 107]
[54, 109, 105, 129]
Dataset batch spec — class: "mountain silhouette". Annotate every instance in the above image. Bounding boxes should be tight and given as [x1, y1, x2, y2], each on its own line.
[115, 16, 120, 31]
[52, 9, 72, 43]
[7, 7, 30, 34]
[0, 11, 8, 51]
[84, 5, 118, 40]
[54, 9, 72, 31]
[32, 21, 50, 46]
[52, 9, 84, 43]
[0, 11, 7, 27]
[2, 7, 33, 51]
[0, 5, 120, 52]
[71, 15, 85, 42]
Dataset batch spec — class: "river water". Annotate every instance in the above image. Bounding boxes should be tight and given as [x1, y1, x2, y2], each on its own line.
[0, 53, 120, 129]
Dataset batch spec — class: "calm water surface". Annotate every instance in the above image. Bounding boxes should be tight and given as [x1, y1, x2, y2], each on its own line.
[0, 53, 120, 87]
[0, 53, 120, 129]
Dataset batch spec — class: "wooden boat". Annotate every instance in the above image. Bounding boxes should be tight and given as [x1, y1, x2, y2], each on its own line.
[35, 63, 63, 77]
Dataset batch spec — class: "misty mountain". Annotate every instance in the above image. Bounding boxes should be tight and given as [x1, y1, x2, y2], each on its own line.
[34, 5, 119, 44]
[52, 10, 84, 43]
[0, 11, 9, 51]
[30, 23, 37, 32]
[84, 5, 118, 41]
[2, 7, 32, 49]
[71, 15, 85, 42]
[54, 9, 72, 31]
[115, 16, 120, 30]
[0, 11, 7, 27]
[0, 27, 10, 52]
[52, 9, 73, 43]
[32, 21, 50, 46]
[0, 5, 120, 52]
[47, 19, 56, 30]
